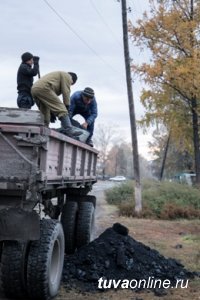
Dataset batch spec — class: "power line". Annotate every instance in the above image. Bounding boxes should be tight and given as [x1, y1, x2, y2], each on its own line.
[90, 0, 122, 47]
[42, 0, 121, 75]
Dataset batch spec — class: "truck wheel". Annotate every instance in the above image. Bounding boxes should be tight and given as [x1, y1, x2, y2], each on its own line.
[76, 201, 95, 248]
[1, 241, 27, 298]
[27, 219, 64, 300]
[69, 195, 96, 208]
[84, 195, 96, 208]
[61, 201, 78, 254]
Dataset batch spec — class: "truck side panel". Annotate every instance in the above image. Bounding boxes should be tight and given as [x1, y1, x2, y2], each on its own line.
[0, 130, 39, 180]
[0, 109, 98, 186]
[42, 136, 97, 181]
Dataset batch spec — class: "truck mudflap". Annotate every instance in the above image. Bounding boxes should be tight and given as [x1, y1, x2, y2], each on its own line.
[0, 208, 40, 241]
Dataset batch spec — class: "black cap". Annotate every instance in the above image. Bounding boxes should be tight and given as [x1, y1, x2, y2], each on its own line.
[68, 72, 78, 84]
[21, 52, 33, 63]
[82, 87, 95, 98]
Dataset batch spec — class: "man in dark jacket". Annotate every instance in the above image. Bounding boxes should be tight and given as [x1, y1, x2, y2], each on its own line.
[69, 87, 98, 146]
[17, 52, 40, 109]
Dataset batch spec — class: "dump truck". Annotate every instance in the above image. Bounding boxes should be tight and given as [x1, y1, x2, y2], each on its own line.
[0, 108, 98, 300]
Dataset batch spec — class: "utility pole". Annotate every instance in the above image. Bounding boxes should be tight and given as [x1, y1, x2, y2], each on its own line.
[189, 0, 200, 185]
[121, 0, 142, 212]
[160, 132, 170, 181]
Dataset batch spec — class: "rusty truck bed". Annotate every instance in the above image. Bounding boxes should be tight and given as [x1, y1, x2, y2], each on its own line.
[0, 108, 98, 182]
[0, 108, 98, 209]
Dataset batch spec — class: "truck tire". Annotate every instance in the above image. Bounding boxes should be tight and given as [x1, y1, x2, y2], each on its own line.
[69, 194, 96, 208]
[76, 201, 95, 248]
[27, 219, 64, 300]
[61, 201, 78, 254]
[1, 241, 27, 298]
[84, 195, 96, 208]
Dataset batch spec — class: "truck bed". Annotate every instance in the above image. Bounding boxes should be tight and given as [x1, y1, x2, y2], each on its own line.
[0, 108, 98, 206]
[0, 108, 98, 179]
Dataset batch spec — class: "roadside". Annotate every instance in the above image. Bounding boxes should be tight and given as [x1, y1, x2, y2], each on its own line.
[93, 181, 119, 237]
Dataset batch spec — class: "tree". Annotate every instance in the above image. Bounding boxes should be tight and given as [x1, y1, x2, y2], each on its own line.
[128, 0, 200, 185]
[149, 128, 194, 178]
[107, 143, 130, 177]
[93, 124, 118, 178]
[107, 141, 153, 179]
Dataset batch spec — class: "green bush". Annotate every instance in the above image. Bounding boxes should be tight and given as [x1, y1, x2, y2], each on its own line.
[105, 181, 134, 205]
[104, 180, 200, 219]
[143, 180, 200, 212]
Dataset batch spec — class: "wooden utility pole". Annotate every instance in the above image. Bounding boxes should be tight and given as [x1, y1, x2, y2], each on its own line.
[190, 0, 200, 185]
[160, 132, 170, 181]
[121, 0, 142, 212]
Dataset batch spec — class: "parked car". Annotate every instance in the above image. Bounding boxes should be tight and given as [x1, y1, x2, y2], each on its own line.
[109, 175, 126, 182]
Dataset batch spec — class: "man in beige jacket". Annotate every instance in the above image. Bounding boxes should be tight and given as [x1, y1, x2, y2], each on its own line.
[31, 71, 82, 138]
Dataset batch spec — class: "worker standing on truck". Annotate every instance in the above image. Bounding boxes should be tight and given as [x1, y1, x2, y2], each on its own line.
[31, 71, 82, 138]
[69, 87, 98, 147]
[17, 52, 40, 109]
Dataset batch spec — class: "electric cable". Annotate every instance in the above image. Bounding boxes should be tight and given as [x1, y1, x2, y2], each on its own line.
[42, 0, 122, 76]
[90, 0, 122, 47]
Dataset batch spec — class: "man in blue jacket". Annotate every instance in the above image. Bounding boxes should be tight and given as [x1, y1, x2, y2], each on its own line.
[69, 87, 98, 147]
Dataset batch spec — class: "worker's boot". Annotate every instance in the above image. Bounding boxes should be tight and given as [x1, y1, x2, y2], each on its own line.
[86, 138, 94, 147]
[59, 115, 82, 137]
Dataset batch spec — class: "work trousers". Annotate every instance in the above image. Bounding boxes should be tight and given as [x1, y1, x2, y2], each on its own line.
[31, 85, 67, 126]
[17, 91, 34, 109]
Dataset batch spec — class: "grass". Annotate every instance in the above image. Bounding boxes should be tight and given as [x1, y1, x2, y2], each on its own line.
[105, 180, 200, 219]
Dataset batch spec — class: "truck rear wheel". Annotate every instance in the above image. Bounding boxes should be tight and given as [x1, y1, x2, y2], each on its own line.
[76, 201, 95, 248]
[61, 201, 78, 254]
[80, 195, 97, 208]
[1, 241, 27, 298]
[27, 219, 64, 300]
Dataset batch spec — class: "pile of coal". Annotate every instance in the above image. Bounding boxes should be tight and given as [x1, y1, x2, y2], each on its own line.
[62, 223, 195, 294]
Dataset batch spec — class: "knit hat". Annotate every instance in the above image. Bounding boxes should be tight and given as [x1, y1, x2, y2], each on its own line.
[82, 87, 95, 98]
[21, 52, 33, 62]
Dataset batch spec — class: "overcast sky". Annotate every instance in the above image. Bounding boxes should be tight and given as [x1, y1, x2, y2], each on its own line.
[0, 0, 153, 159]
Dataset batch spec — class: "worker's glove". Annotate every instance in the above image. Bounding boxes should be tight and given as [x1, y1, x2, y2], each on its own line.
[33, 56, 40, 64]
[50, 112, 57, 123]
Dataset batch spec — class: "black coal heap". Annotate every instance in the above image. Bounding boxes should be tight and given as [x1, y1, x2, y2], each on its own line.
[62, 223, 195, 293]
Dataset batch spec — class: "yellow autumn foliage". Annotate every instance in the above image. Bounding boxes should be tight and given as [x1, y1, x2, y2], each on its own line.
[129, 0, 200, 155]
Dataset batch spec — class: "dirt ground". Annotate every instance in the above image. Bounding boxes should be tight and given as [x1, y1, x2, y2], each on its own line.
[57, 181, 200, 300]
[0, 181, 199, 300]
